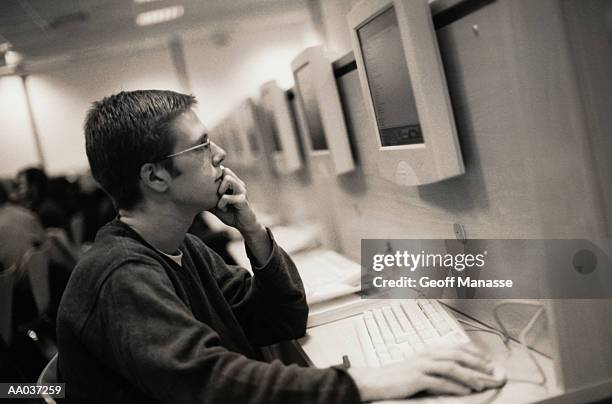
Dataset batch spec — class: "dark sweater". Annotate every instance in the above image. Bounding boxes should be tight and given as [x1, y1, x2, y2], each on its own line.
[57, 219, 360, 403]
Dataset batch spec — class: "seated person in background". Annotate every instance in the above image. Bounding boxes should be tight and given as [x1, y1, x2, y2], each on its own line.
[57, 90, 494, 403]
[76, 175, 116, 247]
[0, 182, 45, 274]
[14, 169, 79, 321]
[15, 167, 70, 238]
[0, 181, 44, 325]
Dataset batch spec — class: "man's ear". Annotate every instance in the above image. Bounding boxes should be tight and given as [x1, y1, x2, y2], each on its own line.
[139, 163, 171, 193]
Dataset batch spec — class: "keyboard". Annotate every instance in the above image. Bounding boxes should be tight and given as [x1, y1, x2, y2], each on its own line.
[355, 299, 470, 367]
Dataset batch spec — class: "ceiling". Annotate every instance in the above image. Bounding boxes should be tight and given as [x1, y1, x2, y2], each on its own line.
[0, 0, 310, 65]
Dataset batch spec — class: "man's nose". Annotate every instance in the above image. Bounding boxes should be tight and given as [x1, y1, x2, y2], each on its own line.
[211, 142, 226, 166]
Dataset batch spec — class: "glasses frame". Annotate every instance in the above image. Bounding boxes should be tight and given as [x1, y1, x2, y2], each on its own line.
[153, 140, 210, 162]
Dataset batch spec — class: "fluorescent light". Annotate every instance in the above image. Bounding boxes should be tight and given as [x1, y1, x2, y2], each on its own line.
[0, 42, 11, 53]
[4, 50, 23, 66]
[134, 0, 163, 3]
[135, 5, 184, 26]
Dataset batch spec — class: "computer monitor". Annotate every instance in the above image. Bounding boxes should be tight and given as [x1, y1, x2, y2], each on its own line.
[219, 116, 244, 168]
[259, 81, 302, 174]
[348, 0, 464, 185]
[291, 46, 355, 175]
[233, 99, 261, 166]
[211, 121, 232, 165]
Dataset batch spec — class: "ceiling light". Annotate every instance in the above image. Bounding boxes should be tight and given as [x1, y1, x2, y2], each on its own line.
[135, 5, 184, 27]
[4, 50, 23, 66]
[0, 42, 11, 53]
[134, 0, 164, 3]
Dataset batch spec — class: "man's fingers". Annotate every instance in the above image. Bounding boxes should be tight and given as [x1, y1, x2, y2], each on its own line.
[431, 343, 483, 357]
[218, 174, 245, 196]
[221, 167, 245, 187]
[462, 343, 488, 358]
[217, 177, 234, 196]
[426, 360, 489, 392]
[421, 375, 471, 396]
[217, 194, 246, 211]
[431, 347, 493, 374]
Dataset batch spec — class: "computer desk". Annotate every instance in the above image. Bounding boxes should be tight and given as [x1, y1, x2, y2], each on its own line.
[296, 302, 563, 404]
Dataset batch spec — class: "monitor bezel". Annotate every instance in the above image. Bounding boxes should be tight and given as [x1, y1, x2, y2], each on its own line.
[291, 46, 355, 175]
[348, 0, 464, 185]
[259, 80, 303, 174]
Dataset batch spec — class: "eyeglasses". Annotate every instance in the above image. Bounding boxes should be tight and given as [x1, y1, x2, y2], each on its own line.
[154, 139, 210, 162]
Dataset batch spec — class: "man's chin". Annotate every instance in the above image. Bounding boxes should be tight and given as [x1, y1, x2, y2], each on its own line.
[180, 200, 216, 216]
[202, 200, 221, 213]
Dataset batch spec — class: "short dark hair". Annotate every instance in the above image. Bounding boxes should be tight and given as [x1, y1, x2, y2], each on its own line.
[0, 181, 8, 205]
[84, 90, 196, 210]
[18, 167, 48, 183]
[17, 167, 48, 206]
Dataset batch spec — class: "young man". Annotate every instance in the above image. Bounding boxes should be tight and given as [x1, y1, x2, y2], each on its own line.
[57, 90, 495, 403]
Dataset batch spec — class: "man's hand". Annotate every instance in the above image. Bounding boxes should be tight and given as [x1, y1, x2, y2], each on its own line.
[348, 344, 495, 401]
[211, 166, 271, 266]
[211, 166, 258, 233]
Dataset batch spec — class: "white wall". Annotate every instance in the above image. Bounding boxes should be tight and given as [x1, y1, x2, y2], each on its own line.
[183, 22, 317, 126]
[317, 0, 359, 59]
[0, 76, 40, 176]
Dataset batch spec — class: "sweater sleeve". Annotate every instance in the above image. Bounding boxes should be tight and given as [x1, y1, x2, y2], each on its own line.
[204, 230, 310, 346]
[90, 260, 360, 404]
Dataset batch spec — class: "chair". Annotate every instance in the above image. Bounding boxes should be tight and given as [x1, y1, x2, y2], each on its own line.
[45, 227, 79, 269]
[22, 246, 51, 318]
[69, 214, 85, 248]
[1, 265, 25, 381]
[0, 265, 16, 346]
[37, 353, 59, 404]
[20, 245, 59, 363]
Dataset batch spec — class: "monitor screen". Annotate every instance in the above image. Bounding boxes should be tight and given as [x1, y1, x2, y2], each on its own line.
[241, 105, 260, 154]
[221, 126, 235, 153]
[288, 91, 305, 148]
[247, 129, 260, 153]
[266, 107, 283, 152]
[295, 62, 328, 151]
[357, 6, 424, 147]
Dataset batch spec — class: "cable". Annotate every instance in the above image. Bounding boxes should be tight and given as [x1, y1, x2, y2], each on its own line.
[492, 300, 548, 386]
[518, 306, 547, 385]
[456, 318, 508, 344]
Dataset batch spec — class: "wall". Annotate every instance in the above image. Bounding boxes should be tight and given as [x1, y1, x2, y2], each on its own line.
[0, 76, 40, 176]
[182, 22, 318, 127]
[560, 0, 612, 237]
[316, 0, 359, 59]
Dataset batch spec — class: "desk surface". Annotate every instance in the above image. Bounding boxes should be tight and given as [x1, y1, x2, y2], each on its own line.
[298, 303, 562, 404]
